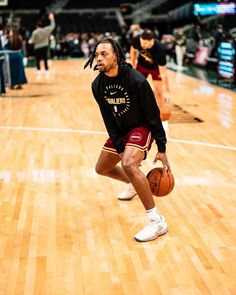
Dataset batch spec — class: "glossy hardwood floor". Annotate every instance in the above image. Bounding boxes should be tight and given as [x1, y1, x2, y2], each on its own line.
[0, 59, 235, 295]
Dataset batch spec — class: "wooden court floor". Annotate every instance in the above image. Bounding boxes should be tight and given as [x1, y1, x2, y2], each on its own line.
[0, 59, 236, 295]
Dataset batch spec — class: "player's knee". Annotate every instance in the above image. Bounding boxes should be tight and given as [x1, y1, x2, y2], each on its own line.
[95, 164, 107, 176]
[121, 160, 135, 177]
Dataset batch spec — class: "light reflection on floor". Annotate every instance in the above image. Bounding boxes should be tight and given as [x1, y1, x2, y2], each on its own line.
[0, 169, 97, 184]
[218, 92, 233, 128]
[0, 168, 235, 188]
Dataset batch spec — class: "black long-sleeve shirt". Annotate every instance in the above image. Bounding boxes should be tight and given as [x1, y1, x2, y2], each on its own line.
[92, 63, 167, 153]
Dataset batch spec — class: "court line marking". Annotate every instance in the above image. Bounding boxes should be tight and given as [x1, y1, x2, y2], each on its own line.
[0, 125, 236, 151]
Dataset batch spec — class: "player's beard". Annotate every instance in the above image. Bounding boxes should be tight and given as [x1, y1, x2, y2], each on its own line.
[97, 63, 113, 73]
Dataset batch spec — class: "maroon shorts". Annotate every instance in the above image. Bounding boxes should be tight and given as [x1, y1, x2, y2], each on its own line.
[137, 64, 162, 81]
[103, 125, 153, 157]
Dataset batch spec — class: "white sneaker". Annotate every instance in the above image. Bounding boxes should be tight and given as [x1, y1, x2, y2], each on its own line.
[36, 70, 42, 78]
[44, 70, 50, 78]
[134, 215, 168, 242]
[118, 184, 137, 200]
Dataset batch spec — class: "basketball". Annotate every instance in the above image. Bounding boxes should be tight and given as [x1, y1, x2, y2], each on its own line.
[160, 104, 171, 121]
[146, 167, 175, 197]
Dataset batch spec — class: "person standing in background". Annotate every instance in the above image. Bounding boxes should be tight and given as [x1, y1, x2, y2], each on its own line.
[3, 28, 27, 89]
[174, 27, 186, 70]
[130, 29, 171, 111]
[28, 13, 55, 77]
[0, 24, 6, 95]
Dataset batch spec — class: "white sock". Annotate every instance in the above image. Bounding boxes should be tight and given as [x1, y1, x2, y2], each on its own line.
[146, 207, 162, 222]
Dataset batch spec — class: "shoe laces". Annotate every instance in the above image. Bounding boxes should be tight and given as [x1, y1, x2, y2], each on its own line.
[147, 216, 163, 227]
[140, 220, 159, 236]
[147, 218, 159, 226]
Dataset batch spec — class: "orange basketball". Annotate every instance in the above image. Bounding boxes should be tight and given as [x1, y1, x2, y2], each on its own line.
[160, 104, 171, 121]
[146, 167, 175, 197]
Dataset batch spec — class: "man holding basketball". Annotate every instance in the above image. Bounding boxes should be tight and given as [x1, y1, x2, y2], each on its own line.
[84, 38, 171, 242]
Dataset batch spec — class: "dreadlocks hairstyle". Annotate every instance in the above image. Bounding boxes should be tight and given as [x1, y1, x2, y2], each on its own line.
[84, 37, 126, 71]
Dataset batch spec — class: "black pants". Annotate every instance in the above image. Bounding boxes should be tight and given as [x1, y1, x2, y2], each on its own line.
[35, 46, 49, 70]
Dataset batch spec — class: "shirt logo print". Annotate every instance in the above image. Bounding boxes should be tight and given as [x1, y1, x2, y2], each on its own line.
[140, 50, 154, 64]
[104, 84, 130, 117]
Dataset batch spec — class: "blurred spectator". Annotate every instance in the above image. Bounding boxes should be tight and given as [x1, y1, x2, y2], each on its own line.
[153, 26, 160, 39]
[174, 27, 186, 69]
[119, 24, 129, 54]
[0, 24, 4, 50]
[0, 55, 5, 94]
[211, 24, 227, 57]
[161, 34, 175, 64]
[28, 13, 55, 76]
[80, 33, 89, 58]
[69, 33, 83, 58]
[49, 34, 57, 59]
[126, 24, 143, 54]
[127, 24, 143, 40]
[192, 24, 203, 46]
[88, 33, 97, 55]
[3, 28, 27, 89]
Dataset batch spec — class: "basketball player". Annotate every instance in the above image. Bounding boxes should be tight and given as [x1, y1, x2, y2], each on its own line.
[84, 38, 171, 242]
[130, 29, 171, 109]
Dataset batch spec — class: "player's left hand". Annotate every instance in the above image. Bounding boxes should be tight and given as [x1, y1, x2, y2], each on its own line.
[153, 152, 171, 174]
